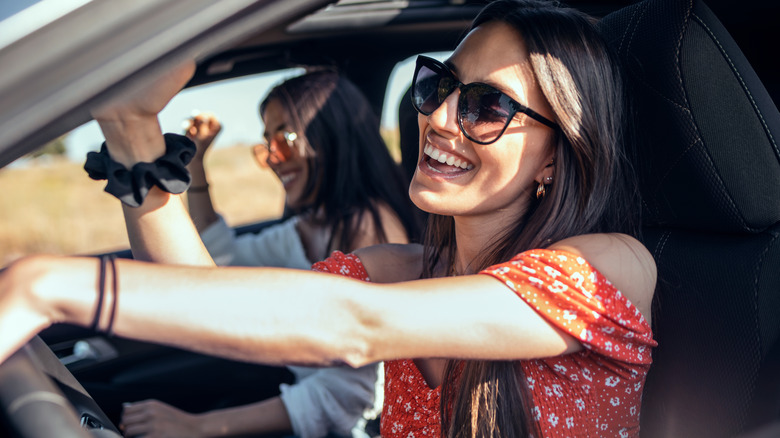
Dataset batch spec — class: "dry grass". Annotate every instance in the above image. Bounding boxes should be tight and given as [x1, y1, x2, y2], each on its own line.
[0, 145, 285, 266]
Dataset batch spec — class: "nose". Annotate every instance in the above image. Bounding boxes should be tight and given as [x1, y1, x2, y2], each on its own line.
[266, 140, 291, 165]
[425, 88, 460, 139]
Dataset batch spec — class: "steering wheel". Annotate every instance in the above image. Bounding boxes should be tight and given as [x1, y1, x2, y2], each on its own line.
[0, 336, 122, 437]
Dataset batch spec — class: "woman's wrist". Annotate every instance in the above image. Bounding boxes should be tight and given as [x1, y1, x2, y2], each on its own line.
[13, 255, 92, 329]
[8, 255, 89, 329]
[196, 410, 226, 437]
[96, 116, 166, 167]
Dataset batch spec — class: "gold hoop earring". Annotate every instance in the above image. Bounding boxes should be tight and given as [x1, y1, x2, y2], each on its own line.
[536, 182, 546, 199]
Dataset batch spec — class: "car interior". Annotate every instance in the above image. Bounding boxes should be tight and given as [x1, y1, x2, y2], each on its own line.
[599, 1, 780, 437]
[0, 0, 778, 437]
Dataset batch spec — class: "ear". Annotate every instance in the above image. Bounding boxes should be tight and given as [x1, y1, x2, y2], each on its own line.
[534, 155, 555, 185]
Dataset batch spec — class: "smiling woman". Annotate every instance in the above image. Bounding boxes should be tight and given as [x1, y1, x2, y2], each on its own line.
[2, 0, 780, 437]
[0, 1, 659, 437]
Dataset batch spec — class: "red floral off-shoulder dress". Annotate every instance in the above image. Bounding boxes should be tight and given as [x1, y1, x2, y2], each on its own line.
[312, 248, 656, 438]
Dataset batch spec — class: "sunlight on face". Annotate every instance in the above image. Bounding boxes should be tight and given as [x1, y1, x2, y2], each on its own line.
[409, 21, 556, 228]
[261, 99, 312, 209]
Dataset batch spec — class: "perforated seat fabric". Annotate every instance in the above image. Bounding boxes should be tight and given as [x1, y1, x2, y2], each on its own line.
[599, 0, 780, 437]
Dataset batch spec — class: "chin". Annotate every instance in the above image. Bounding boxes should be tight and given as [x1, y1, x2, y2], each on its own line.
[409, 186, 462, 217]
[285, 196, 303, 210]
[409, 181, 435, 213]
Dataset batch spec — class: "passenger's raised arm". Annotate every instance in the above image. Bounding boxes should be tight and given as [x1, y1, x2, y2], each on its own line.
[183, 112, 221, 233]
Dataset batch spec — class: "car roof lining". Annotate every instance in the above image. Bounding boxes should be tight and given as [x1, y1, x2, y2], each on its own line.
[0, 0, 775, 167]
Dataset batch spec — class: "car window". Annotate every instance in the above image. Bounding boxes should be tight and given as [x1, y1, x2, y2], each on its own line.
[0, 70, 302, 265]
[380, 51, 451, 161]
[0, 54, 448, 266]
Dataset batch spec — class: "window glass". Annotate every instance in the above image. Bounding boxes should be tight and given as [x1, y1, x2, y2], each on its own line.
[379, 52, 451, 173]
[0, 70, 302, 264]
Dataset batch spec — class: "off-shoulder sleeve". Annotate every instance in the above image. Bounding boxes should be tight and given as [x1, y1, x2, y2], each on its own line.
[311, 251, 371, 282]
[480, 248, 656, 365]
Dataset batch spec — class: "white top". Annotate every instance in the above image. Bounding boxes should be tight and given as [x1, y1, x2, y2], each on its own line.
[200, 215, 310, 269]
[201, 216, 381, 438]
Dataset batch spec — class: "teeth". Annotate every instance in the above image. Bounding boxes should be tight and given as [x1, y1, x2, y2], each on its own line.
[423, 144, 474, 170]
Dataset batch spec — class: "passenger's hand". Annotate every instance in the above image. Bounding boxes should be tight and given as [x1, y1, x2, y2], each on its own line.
[185, 113, 222, 162]
[121, 399, 203, 438]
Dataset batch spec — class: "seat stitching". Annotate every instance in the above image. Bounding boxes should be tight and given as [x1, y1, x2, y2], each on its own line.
[650, 135, 748, 229]
[692, 13, 780, 158]
[621, 1, 690, 112]
[653, 229, 671, 261]
[672, 0, 695, 113]
[618, 1, 646, 54]
[752, 232, 778, 347]
[651, 136, 699, 194]
[655, 0, 746, 230]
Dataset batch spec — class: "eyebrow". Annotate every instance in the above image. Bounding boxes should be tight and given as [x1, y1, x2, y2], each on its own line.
[262, 123, 290, 138]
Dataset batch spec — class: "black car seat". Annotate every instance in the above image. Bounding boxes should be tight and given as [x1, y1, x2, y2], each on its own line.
[598, 0, 780, 437]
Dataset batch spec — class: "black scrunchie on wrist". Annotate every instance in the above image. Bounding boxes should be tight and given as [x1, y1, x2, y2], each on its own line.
[84, 133, 196, 207]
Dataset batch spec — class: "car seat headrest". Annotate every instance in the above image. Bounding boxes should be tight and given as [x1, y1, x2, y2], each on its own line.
[599, 0, 780, 233]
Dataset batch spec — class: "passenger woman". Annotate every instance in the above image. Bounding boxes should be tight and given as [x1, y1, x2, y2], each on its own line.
[120, 70, 419, 438]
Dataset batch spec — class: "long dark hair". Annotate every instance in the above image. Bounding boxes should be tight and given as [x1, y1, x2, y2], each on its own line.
[261, 70, 422, 257]
[424, 0, 641, 436]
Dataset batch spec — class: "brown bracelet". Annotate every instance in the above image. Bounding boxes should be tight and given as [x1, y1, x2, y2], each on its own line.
[92, 254, 119, 334]
[105, 255, 118, 336]
[91, 256, 108, 332]
[188, 184, 210, 192]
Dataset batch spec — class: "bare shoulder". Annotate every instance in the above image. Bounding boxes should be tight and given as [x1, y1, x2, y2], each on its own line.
[354, 243, 424, 284]
[549, 233, 656, 322]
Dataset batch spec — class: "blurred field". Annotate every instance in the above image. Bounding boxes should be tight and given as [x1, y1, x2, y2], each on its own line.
[0, 145, 285, 266]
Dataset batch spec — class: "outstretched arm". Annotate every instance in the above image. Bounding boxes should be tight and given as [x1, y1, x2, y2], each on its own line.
[0, 254, 563, 367]
[0, 233, 655, 370]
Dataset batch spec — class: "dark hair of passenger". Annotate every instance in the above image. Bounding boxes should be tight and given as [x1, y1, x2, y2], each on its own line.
[419, 0, 642, 436]
[260, 70, 422, 256]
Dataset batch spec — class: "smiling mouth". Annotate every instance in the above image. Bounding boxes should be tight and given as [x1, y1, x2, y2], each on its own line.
[277, 171, 297, 187]
[423, 144, 474, 173]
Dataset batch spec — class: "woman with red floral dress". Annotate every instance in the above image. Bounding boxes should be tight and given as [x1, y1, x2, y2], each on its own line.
[0, 0, 656, 436]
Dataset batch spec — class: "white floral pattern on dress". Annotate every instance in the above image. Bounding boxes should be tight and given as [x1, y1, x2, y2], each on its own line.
[483, 249, 656, 437]
[312, 249, 657, 438]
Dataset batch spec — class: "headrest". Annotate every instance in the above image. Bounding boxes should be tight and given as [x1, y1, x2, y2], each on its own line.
[599, 0, 780, 233]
